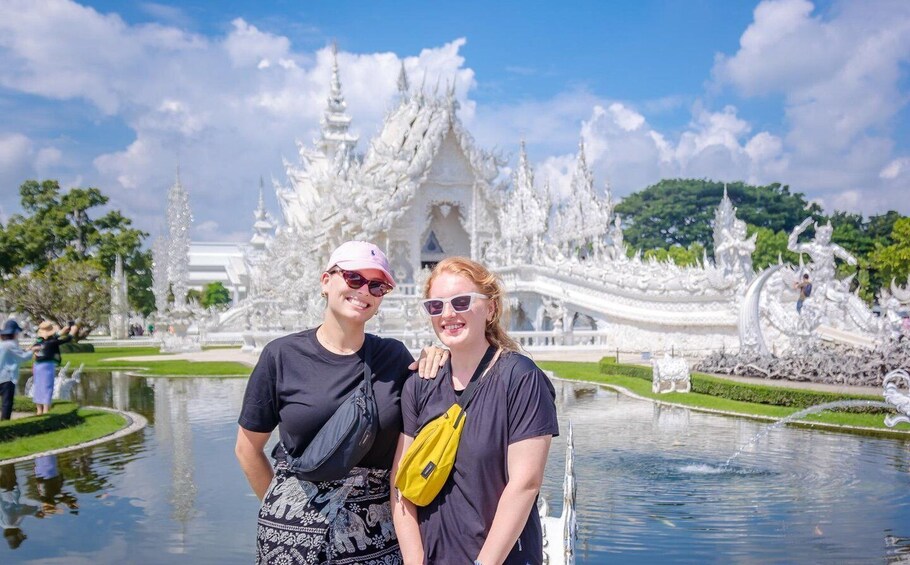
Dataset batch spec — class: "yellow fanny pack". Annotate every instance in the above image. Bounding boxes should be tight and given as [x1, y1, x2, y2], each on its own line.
[396, 346, 500, 506]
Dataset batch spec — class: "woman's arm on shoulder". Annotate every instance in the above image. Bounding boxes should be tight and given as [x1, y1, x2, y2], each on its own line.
[235, 426, 274, 500]
[391, 433, 424, 565]
[476, 435, 552, 565]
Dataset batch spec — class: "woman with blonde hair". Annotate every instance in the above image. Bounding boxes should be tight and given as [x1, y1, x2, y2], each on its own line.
[392, 257, 559, 565]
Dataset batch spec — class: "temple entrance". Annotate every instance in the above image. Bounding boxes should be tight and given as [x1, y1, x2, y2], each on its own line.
[420, 203, 470, 267]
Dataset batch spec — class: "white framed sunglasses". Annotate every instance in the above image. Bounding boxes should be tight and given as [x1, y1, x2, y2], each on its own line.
[421, 293, 489, 316]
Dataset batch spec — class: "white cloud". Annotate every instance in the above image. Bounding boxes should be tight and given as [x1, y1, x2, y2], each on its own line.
[880, 157, 910, 180]
[1, 0, 908, 239]
[0, 1, 475, 237]
[0, 133, 32, 170]
[35, 147, 62, 171]
[712, 0, 910, 212]
[222, 18, 294, 69]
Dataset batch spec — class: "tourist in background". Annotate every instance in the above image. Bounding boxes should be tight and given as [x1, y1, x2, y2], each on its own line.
[393, 257, 559, 565]
[795, 273, 813, 313]
[31, 321, 75, 416]
[235, 241, 446, 564]
[0, 320, 32, 421]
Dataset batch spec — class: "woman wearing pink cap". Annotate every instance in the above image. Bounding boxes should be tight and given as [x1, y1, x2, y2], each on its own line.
[236, 241, 444, 565]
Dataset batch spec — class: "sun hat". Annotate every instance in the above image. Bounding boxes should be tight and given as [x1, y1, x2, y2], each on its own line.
[0, 319, 22, 336]
[37, 320, 60, 339]
[325, 241, 396, 287]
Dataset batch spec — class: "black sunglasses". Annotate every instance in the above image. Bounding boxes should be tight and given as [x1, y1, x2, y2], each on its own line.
[328, 268, 393, 297]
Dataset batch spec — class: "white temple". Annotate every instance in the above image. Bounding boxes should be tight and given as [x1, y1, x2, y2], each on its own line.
[185, 49, 908, 357]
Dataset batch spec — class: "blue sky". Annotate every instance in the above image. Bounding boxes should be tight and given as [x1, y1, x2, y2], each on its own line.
[1, 0, 908, 241]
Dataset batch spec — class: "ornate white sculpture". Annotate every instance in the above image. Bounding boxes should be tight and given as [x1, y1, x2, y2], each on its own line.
[713, 187, 755, 284]
[652, 353, 691, 393]
[883, 369, 910, 428]
[540, 422, 576, 565]
[53, 363, 83, 401]
[787, 218, 857, 295]
[109, 255, 129, 339]
[158, 172, 201, 353]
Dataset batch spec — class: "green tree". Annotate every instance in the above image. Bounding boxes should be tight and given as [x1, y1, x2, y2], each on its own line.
[4, 257, 109, 339]
[869, 218, 910, 289]
[201, 282, 232, 308]
[614, 179, 823, 253]
[0, 179, 151, 314]
[642, 243, 706, 267]
[749, 226, 799, 270]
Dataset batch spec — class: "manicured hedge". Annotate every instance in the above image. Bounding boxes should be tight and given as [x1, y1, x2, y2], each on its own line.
[0, 401, 82, 442]
[599, 361, 651, 380]
[598, 358, 882, 413]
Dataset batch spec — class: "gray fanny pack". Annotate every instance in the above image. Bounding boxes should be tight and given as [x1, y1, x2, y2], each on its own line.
[281, 337, 379, 482]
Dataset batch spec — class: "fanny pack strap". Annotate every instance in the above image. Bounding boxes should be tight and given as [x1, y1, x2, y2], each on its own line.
[452, 345, 499, 428]
[362, 336, 374, 398]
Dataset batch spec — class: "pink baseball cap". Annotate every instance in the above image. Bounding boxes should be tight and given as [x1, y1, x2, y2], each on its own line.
[326, 241, 397, 287]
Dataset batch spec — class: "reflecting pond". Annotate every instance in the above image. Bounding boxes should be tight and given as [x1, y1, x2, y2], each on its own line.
[1, 372, 909, 563]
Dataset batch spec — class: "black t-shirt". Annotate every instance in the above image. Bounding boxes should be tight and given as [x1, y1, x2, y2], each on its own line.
[402, 351, 559, 565]
[33, 334, 72, 363]
[238, 328, 414, 470]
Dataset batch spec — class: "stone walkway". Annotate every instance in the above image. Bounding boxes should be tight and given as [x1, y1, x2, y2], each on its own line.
[106, 348, 259, 367]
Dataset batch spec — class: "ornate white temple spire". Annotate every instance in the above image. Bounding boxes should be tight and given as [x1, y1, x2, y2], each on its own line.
[166, 170, 192, 310]
[713, 183, 736, 253]
[318, 43, 359, 165]
[516, 140, 534, 189]
[551, 139, 610, 254]
[397, 61, 410, 101]
[109, 255, 129, 339]
[251, 177, 275, 251]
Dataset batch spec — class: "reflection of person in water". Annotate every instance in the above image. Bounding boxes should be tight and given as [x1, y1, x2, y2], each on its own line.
[1, 463, 39, 549]
[34, 455, 77, 515]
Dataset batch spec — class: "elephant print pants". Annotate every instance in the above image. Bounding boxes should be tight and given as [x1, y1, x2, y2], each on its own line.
[256, 462, 402, 565]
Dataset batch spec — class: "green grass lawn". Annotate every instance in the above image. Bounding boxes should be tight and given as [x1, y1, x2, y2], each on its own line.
[538, 361, 907, 435]
[23, 346, 251, 376]
[0, 408, 126, 460]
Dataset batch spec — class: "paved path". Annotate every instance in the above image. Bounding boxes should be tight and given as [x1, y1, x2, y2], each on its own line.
[106, 349, 259, 367]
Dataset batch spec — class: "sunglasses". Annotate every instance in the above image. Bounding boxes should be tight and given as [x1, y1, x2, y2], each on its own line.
[328, 268, 393, 297]
[421, 293, 489, 316]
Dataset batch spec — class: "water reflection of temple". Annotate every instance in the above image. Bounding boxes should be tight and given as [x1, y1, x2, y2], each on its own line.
[152, 378, 197, 554]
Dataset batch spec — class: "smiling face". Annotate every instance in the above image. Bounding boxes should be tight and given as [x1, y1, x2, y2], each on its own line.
[321, 267, 385, 326]
[426, 271, 493, 351]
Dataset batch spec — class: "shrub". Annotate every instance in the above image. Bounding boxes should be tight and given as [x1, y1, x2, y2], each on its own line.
[599, 361, 651, 380]
[690, 373, 879, 412]
[599, 362, 881, 413]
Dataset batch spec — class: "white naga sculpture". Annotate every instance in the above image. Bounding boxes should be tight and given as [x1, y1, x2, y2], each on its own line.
[652, 353, 691, 393]
[883, 370, 910, 428]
